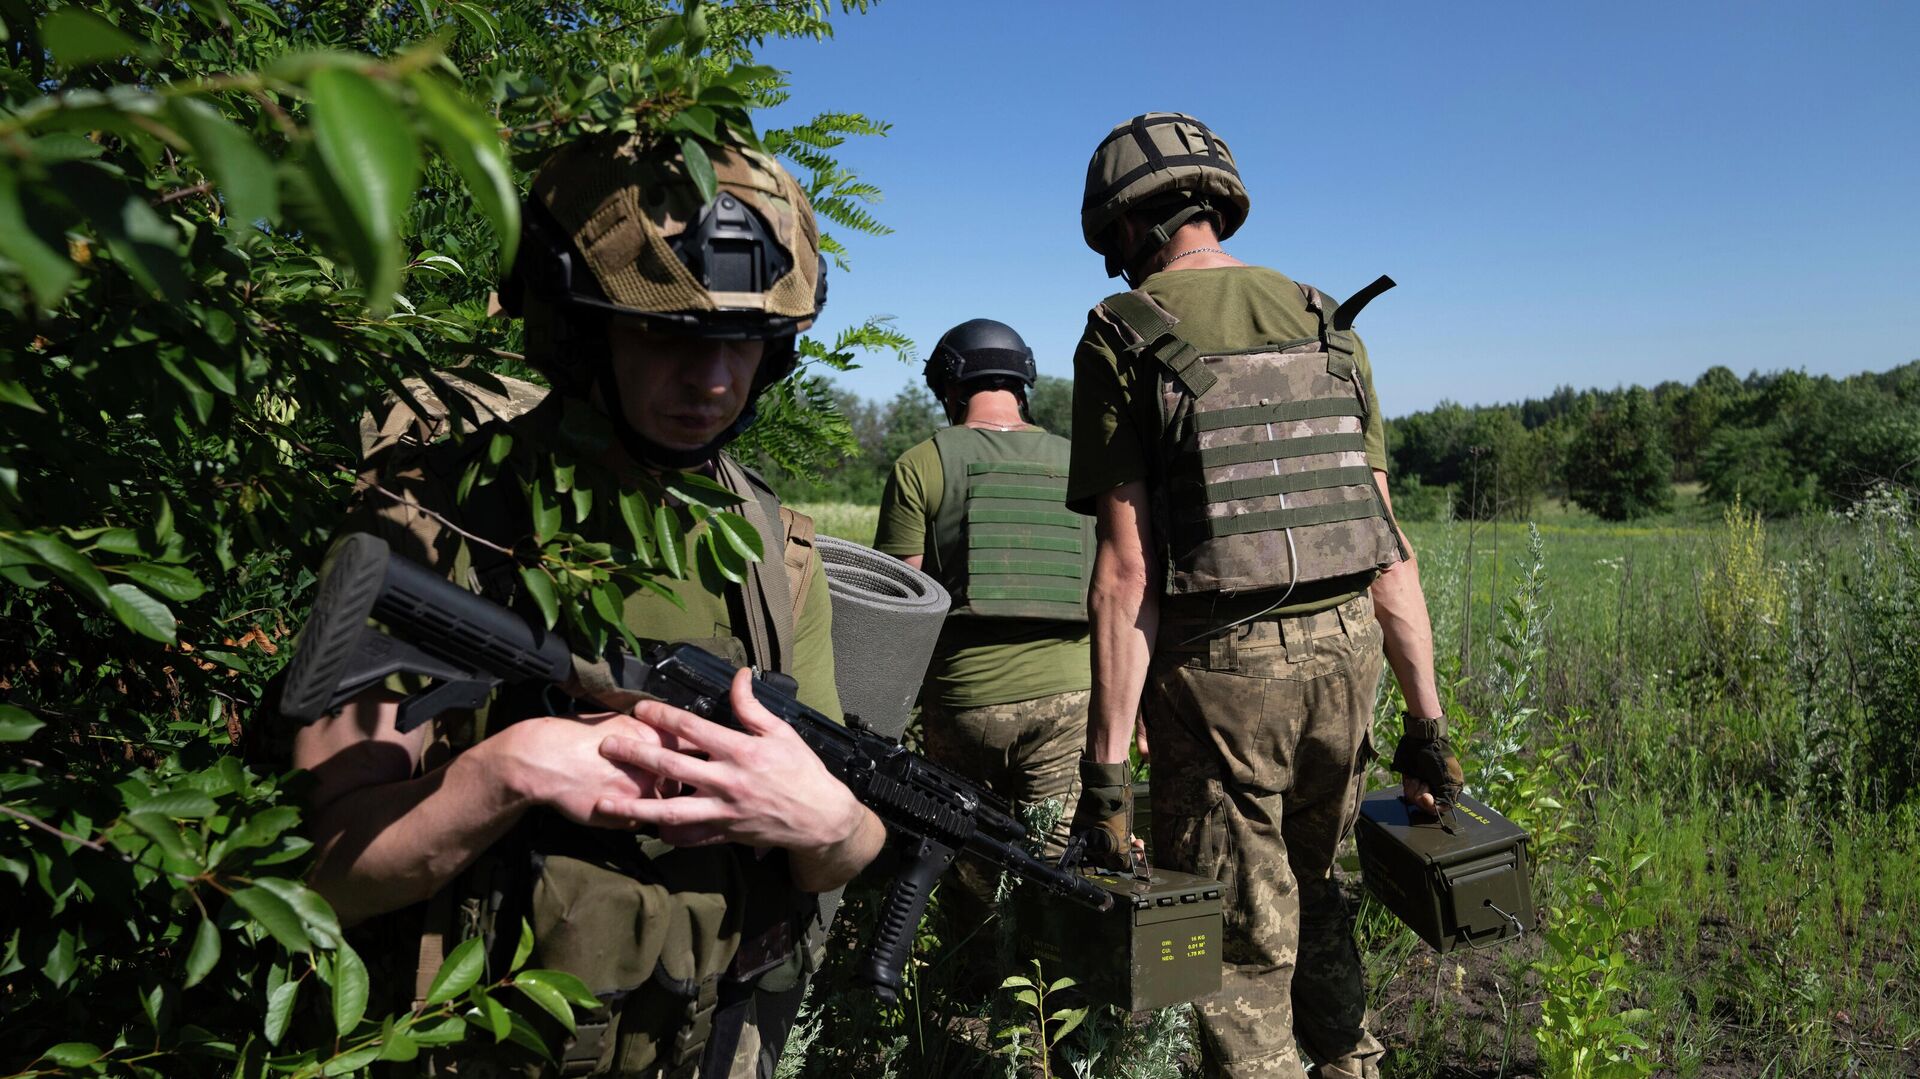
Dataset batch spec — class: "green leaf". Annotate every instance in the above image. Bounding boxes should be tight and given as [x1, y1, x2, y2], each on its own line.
[170, 98, 278, 228]
[412, 1014, 470, 1047]
[41, 8, 145, 65]
[528, 481, 560, 542]
[331, 941, 369, 1036]
[0, 376, 43, 412]
[307, 67, 422, 312]
[617, 491, 657, 566]
[17, 532, 114, 610]
[519, 969, 599, 1009]
[670, 106, 718, 143]
[88, 528, 144, 555]
[376, 1027, 420, 1061]
[678, 135, 717, 204]
[41, 1043, 103, 1067]
[221, 805, 300, 854]
[425, 937, 485, 1006]
[0, 165, 77, 307]
[322, 1044, 382, 1074]
[45, 929, 78, 987]
[233, 885, 313, 952]
[126, 811, 194, 863]
[408, 74, 518, 272]
[511, 976, 575, 1031]
[184, 917, 221, 988]
[712, 511, 763, 562]
[1048, 1006, 1088, 1044]
[653, 504, 684, 578]
[511, 919, 534, 971]
[108, 582, 177, 642]
[0, 704, 43, 742]
[477, 992, 512, 1041]
[128, 789, 218, 818]
[263, 978, 299, 1046]
[117, 562, 206, 601]
[519, 566, 559, 630]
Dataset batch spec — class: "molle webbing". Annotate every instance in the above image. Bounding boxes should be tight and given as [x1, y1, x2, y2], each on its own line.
[930, 426, 1091, 621]
[1197, 432, 1366, 468]
[965, 463, 1085, 607]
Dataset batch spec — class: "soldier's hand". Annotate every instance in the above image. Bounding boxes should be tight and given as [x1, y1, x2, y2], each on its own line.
[1391, 716, 1463, 817]
[1069, 758, 1135, 871]
[593, 668, 872, 856]
[489, 713, 676, 827]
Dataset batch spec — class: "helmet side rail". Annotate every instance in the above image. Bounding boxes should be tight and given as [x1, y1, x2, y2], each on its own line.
[275, 533, 1116, 1003]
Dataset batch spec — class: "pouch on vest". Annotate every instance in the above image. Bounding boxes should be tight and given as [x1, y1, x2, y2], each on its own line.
[1098, 283, 1402, 597]
[929, 425, 1092, 622]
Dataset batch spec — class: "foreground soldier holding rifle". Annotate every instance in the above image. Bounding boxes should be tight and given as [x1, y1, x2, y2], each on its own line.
[279, 130, 1104, 1078]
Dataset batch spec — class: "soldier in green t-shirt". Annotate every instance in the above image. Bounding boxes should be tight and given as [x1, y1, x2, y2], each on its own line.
[1064, 114, 1462, 1079]
[289, 132, 885, 1078]
[874, 319, 1094, 930]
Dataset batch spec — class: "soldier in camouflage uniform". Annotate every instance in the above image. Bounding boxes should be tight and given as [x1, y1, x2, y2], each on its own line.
[873, 320, 1093, 930]
[1063, 114, 1464, 1079]
[289, 131, 886, 1078]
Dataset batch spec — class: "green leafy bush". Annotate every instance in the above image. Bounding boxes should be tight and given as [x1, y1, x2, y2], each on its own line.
[0, 1, 899, 1072]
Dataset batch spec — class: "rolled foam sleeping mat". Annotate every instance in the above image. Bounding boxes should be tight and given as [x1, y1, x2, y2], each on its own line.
[816, 535, 950, 741]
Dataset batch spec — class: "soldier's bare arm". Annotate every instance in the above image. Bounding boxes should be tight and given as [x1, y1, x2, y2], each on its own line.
[1086, 479, 1158, 764]
[593, 668, 887, 893]
[294, 693, 668, 926]
[1368, 468, 1446, 812]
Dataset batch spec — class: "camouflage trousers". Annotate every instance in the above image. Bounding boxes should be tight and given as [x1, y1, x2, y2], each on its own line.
[921, 689, 1088, 929]
[1147, 595, 1385, 1079]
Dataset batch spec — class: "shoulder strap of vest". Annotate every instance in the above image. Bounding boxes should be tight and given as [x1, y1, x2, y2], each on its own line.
[1100, 288, 1218, 398]
[777, 504, 817, 630]
[718, 456, 797, 675]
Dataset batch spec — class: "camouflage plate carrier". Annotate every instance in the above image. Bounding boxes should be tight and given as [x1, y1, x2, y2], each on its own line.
[928, 425, 1091, 621]
[1098, 277, 1404, 596]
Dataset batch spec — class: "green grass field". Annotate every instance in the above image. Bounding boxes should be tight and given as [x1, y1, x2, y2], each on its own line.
[789, 497, 1920, 1077]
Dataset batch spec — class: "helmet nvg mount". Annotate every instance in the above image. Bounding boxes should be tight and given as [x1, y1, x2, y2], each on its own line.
[923, 318, 1038, 401]
[1081, 112, 1249, 283]
[499, 130, 828, 467]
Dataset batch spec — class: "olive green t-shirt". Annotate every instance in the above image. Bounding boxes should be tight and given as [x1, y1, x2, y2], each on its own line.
[875, 431, 1092, 711]
[1066, 265, 1392, 623]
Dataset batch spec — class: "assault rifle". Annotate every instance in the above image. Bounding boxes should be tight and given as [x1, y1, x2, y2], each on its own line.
[277, 533, 1114, 1002]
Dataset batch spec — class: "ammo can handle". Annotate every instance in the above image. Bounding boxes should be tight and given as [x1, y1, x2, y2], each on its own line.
[859, 835, 954, 1004]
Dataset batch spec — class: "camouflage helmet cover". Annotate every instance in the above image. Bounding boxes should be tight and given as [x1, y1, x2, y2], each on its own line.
[527, 130, 824, 335]
[1080, 112, 1250, 277]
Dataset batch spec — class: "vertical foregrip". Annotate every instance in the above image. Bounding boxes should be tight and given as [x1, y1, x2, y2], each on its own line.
[857, 836, 954, 1004]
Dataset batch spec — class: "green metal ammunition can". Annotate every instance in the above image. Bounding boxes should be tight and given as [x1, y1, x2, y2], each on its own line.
[1022, 866, 1223, 1011]
[1354, 789, 1534, 953]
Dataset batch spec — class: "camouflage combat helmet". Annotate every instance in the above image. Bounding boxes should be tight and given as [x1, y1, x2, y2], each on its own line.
[923, 318, 1037, 400]
[1081, 113, 1249, 282]
[500, 130, 827, 465]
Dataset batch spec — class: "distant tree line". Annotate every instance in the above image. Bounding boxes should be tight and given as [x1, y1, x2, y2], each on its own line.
[770, 363, 1919, 520]
[1387, 360, 1920, 520]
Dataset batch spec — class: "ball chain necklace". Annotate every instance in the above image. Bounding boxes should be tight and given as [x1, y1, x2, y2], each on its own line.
[1162, 246, 1227, 268]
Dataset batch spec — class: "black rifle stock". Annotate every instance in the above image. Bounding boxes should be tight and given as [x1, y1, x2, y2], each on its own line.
[279, 533, 1113, 1002]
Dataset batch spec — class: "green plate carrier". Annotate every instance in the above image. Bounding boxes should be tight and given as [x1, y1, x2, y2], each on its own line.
[930, 425, 1091, 622]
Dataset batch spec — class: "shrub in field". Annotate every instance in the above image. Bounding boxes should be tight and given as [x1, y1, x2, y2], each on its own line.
[0, 1, 899, 1073]
[1844, 485, 1920, 807]
[1696, 496, 1787, 702]
[1533, 848, 1659, 1079]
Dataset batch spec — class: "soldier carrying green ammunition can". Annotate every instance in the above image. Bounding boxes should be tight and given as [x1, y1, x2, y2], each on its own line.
[1063, 112, 1463, 1079]
[874, 320, 1094, 939]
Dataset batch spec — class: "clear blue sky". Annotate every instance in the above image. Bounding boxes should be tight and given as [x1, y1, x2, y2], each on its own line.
[757, 0, 1919, 417]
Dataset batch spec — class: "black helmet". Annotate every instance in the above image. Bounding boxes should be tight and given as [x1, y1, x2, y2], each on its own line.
[923, 319, 1037, 400]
